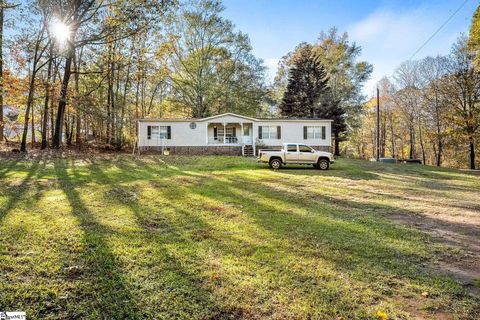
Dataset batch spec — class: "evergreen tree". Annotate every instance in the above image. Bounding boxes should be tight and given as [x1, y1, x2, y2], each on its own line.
[280, 44, 346, 155]
[280, 44, 329, 118]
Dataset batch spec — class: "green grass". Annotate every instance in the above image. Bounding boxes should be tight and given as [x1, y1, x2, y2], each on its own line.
[0, 156, 479, 319]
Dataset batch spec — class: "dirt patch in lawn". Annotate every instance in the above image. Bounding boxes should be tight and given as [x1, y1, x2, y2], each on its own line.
[389, 212, 480, 296]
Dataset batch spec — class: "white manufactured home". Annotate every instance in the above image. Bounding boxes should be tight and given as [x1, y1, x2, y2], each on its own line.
[137, 113, 332, 156]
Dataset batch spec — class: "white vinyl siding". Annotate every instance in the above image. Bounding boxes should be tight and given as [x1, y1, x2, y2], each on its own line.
[138, 114, 332, 148]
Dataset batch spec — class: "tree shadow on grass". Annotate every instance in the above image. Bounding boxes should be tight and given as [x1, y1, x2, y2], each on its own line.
[53, 160, 141, 319]
[0, 158, 22, 180]
[183, 174, 480, 316]
[82, 161, 236, 319]
[0, 159, 43, 224]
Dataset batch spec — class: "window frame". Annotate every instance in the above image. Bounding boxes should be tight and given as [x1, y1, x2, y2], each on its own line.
[286, 144, 298, 152]
[147, 125, 171, 140]
[298, 144, 313, 153]
[305, 126, 326, 139]
[260, 125, 281, 139]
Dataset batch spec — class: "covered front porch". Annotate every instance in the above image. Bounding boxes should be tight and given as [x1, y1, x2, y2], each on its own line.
[206, 122, 253, 145]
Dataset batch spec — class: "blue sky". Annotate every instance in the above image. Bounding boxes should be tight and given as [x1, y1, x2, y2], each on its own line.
[222, 0, 479, 97]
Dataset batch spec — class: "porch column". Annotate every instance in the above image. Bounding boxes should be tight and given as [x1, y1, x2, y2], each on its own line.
[205, 122, 209, 144]
[252, 122, 256, 156]
[240, 122, 244, 145]
[223, 122, 226, 144]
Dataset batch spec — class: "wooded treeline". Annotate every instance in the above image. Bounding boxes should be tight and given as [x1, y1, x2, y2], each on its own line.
[0, 0, 268, 150]
[348, 28, 480, 169]
[1, 0, 479, 170]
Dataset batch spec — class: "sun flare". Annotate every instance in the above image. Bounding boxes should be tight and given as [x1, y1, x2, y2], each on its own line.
[50, 20, 71, 43]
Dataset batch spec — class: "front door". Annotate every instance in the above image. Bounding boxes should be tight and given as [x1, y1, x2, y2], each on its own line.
[298, 144, 316, 163]
[243, 125, 252, 144]
[285, 144, 299, 162]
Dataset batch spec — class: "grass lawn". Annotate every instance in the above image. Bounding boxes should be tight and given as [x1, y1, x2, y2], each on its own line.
[0, 155, 479, 319]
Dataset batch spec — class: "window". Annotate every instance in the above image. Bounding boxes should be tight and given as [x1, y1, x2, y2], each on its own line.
[159, 126, 169, 139]
[287, 144, 297, 152]
[258, 126, 281, 139]
[147, 125, 171, 140]
[217, 127, 236, 137]
[304, 126, 326, 139]
[298, 145, 313, 153]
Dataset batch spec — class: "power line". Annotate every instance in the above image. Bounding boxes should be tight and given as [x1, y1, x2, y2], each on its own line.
[409, 0, 471, 60]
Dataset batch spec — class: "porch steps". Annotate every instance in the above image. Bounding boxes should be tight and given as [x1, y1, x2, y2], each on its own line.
[243, 144, 254, 157]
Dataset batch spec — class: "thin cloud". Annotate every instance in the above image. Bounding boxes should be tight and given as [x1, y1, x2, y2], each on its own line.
[265, 58, 280, 83]
[348, 6, 456, 96]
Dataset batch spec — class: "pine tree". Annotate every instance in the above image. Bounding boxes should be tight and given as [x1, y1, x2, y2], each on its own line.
[280, 44, 347, 154]
[280, 44, 330, 118]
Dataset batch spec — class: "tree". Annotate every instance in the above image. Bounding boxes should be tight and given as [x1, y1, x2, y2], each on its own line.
[0, 0, 18, 142]
[418, 56, 449, 166]
[313, 28, 372, 153]
[444, 36, 480, 169]
[468, 5, 480, 70]
[275, 28, 371, 155]
[280, 44, 330, 118]
[393, 60, 423, 160]
[52, 0, 171, 148]
[168, 0, 266, 118]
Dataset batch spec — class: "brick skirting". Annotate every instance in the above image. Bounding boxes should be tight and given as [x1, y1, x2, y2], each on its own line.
[139, 146, 242, 155]
[140, 145, 330, 156]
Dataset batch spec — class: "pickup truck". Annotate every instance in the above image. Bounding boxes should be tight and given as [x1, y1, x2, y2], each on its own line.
[257, 143, 334, 170]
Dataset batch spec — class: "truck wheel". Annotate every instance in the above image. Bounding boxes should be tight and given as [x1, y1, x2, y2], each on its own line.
[316, 159, 329, 170]
[269, 158, 282, 170]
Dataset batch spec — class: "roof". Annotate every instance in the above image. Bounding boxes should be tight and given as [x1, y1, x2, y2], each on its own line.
[138, 113, 333, 122]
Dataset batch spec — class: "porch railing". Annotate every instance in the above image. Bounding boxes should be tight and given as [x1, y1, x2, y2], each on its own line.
[208, 136, 240, 144]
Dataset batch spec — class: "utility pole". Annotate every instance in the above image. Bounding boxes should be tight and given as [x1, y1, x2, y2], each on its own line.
[376, 87, 380, 161]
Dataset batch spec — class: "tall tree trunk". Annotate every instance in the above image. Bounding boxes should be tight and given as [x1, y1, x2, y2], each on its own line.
[334, 131, 340, 156]
[31, 105, 35, 146]
[390, 119, 395, 158]
[436, 130, 442, 166]
[20, 31, 43, 152]
[73, 48, 82, 146]
[469, 136, 476, 170]
[53, 54, 73, 148]
[418, 123, 426, 165]
[409, 121, 415, 160]
[20, 71, 38, 151]
[41, 53, 53, 149]
[50, 86, 55, 142]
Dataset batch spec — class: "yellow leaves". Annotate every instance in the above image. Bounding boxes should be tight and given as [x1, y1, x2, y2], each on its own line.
[376, 310, 388, 320]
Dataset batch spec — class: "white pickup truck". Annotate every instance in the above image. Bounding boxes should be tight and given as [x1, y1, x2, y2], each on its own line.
[257, 143, 335, 170]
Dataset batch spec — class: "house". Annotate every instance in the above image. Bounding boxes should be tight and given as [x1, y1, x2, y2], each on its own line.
[137, 113, 332, 156]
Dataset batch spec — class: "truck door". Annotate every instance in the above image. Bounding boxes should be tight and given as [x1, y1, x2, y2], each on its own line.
[285, 144, 299, 162]
[298, 144, 316, 163]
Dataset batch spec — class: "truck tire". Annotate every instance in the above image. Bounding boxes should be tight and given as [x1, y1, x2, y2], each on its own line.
[269, 158, 282, 170]
[316, 158, 329, 170]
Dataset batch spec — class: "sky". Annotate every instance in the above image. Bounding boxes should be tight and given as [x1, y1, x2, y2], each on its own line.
[221, 0, 479, 97]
